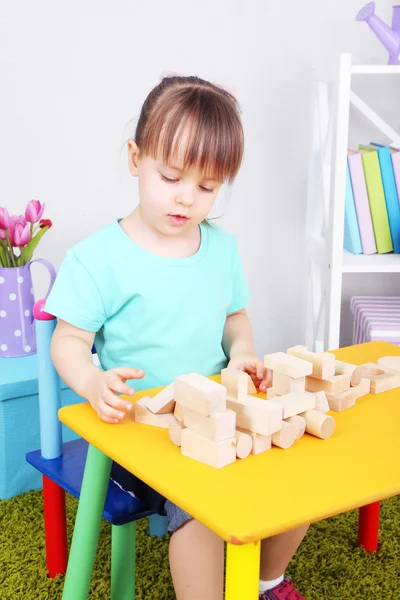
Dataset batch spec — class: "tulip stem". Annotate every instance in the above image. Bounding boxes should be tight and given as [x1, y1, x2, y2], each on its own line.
[5, 232, 17, 267]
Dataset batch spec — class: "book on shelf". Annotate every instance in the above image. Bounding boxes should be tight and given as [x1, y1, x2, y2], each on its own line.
[347, 150, 377, 255]
[391, 149, 400, 200]
[369, 143, 400, 253]
[343, 161, 362, 255]
[358, 147, 393, 254]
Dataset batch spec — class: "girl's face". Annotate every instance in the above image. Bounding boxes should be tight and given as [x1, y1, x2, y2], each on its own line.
[128, 139, 222, 237]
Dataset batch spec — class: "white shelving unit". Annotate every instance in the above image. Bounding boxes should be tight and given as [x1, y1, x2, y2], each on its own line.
[305, 53, 400, 352]
[342, 250, 400, 273]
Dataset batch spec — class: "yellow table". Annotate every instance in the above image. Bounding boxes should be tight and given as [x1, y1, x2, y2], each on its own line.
[59, 342, 400, 599]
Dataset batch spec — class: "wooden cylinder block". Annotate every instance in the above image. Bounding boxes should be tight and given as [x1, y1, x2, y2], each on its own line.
[169, 423, 186, 446]
[271, 422, 296, 449]
[301, 410, 335, 440]
[235, 431, 253, 459]
[284, 415, 306, 440]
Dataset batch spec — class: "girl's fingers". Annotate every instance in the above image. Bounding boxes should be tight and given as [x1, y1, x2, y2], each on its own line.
[98, 391, 129, 420]
[98, 405, 123, 422]
[97, 411, 120, 424]
[104, 387, 133, 411]
[108, 376, 135, 399]
[256, 365, 266, 381]
[113, 367, 145, 381]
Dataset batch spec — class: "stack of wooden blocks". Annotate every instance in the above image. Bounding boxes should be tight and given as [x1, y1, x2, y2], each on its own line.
[133, 345, 400, 469]
[279, 345, 400, 411]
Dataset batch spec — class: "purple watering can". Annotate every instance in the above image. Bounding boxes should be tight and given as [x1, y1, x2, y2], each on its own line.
[0, 258, 56, 357]
[356, 3, 400, 65]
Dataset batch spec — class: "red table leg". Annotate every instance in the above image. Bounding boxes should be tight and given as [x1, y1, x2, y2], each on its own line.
[358, 501, 380, 552]
[43, 475, 68, 577]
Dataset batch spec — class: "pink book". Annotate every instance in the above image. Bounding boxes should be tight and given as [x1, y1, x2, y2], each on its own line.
[391, 149, 400, 201]
[347, 150, 377, 254]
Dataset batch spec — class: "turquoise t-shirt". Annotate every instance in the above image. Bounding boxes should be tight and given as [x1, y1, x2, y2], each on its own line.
[45, 220, 251, 391]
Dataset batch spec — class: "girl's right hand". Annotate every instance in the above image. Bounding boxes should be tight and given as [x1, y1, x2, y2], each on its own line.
[88, 367, 145, 423]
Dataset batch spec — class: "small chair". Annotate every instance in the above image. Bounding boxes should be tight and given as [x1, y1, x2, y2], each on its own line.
[26, 299, 168, 591]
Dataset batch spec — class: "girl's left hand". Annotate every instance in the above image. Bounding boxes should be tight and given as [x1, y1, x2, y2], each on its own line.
[227, 355, 272, 392]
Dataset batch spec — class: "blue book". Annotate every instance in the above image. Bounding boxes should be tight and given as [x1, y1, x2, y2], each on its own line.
[370, 142, 400, 253]
[344, 161, 363, 255]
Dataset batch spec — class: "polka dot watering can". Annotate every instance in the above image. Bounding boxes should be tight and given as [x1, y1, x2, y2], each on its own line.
[0, 259, 56, 357]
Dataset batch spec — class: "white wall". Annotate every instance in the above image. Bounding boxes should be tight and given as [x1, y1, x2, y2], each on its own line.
[1, 0, 397, 356]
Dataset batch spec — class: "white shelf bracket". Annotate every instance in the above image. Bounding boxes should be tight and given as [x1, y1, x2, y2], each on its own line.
[350, 90, 400, 147]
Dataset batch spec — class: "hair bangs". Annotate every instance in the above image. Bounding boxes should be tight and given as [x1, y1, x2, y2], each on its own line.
[140, 87, 244, 184]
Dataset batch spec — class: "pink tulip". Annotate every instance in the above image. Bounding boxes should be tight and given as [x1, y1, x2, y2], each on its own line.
[13, 221, 31, 247]
[0, 206, 10, 231]
[25, 199, 45, 223]
[8, 215, 27, 246]
[0, 229, 5, 240]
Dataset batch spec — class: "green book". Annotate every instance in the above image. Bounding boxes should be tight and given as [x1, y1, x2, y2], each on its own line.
[359, 149, 393, 254]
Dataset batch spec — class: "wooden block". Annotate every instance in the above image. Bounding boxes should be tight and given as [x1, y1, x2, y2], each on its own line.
[335, 360, 358, 376]
[226, 396, 283, 436]
[135, 398, 178, 428]
[145, 382, 175, 414]
[300, 409, 335, 440]
[377, 356, 400, 372]
[350, 363, 400, 393]
[266, 387, 280, 399]
[247, 377, 257, 394]
[174, 373, 226, 416]
[174, 402, 184, 423]
[183, 408, 236, 441]
[268, 392, 316, 419]
[271, 422, 296, 449]
[264, 352, 313, 378]
[284, 415, 306, 440]
[181, 428, 236, 469]
[168, 422, 186, 446]
[350, 365, 385, 387]
[326, 387, 358, 412]
[287, 345, 335, 380]
[314, 391, 330, 413]
[352, 378, 371, 400]
[272, 372, 305, 395]
[221, 368, 256, 402]
[236, 427, 272, 455]
[305, 373, 351, 395]
[235, 430, 253, 459]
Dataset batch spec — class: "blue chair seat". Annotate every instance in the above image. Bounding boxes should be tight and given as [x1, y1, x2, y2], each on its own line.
[26, 438, 155, 525]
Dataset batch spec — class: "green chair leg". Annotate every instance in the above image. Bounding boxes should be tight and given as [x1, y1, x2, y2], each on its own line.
[62, 444, 112, 600]
[111, 521, 137, 600]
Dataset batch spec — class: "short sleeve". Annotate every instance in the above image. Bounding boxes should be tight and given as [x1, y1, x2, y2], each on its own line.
[226, 238, 251, 314]
[45, 249, 106, 332]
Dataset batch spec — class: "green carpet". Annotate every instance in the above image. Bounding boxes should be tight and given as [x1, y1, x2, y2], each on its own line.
[0, 491, 399, 599]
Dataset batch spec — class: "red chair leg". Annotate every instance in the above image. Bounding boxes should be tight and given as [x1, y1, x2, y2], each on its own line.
[43, 475, 68, 577]
[358, 501, 380, 553]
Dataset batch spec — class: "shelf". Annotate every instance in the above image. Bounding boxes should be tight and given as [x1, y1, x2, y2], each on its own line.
[351, 65, 400, 75]
[342, 250, 400, 273]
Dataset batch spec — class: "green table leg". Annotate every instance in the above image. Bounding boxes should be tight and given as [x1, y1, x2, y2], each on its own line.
[111, 522, 137, 600]
[62, 444, 112, 600]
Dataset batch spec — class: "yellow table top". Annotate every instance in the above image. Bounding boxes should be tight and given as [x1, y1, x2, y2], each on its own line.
[58, 341, 400, 544]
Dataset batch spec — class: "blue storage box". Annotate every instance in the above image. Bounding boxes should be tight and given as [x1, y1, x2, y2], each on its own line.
[0, 353, 84, 499]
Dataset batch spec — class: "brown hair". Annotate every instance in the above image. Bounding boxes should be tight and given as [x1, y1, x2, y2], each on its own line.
[134, 76, 244, 184]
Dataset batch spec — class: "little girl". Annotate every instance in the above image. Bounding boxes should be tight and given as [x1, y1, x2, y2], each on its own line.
[46, 75, 309, 600]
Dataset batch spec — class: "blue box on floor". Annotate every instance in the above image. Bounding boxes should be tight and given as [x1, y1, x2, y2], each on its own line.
[0, 353, 84, 499]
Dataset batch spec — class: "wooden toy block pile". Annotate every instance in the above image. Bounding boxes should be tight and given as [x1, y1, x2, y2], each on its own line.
[276, 345, 400, 411]
[133, 346, 400, 469]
